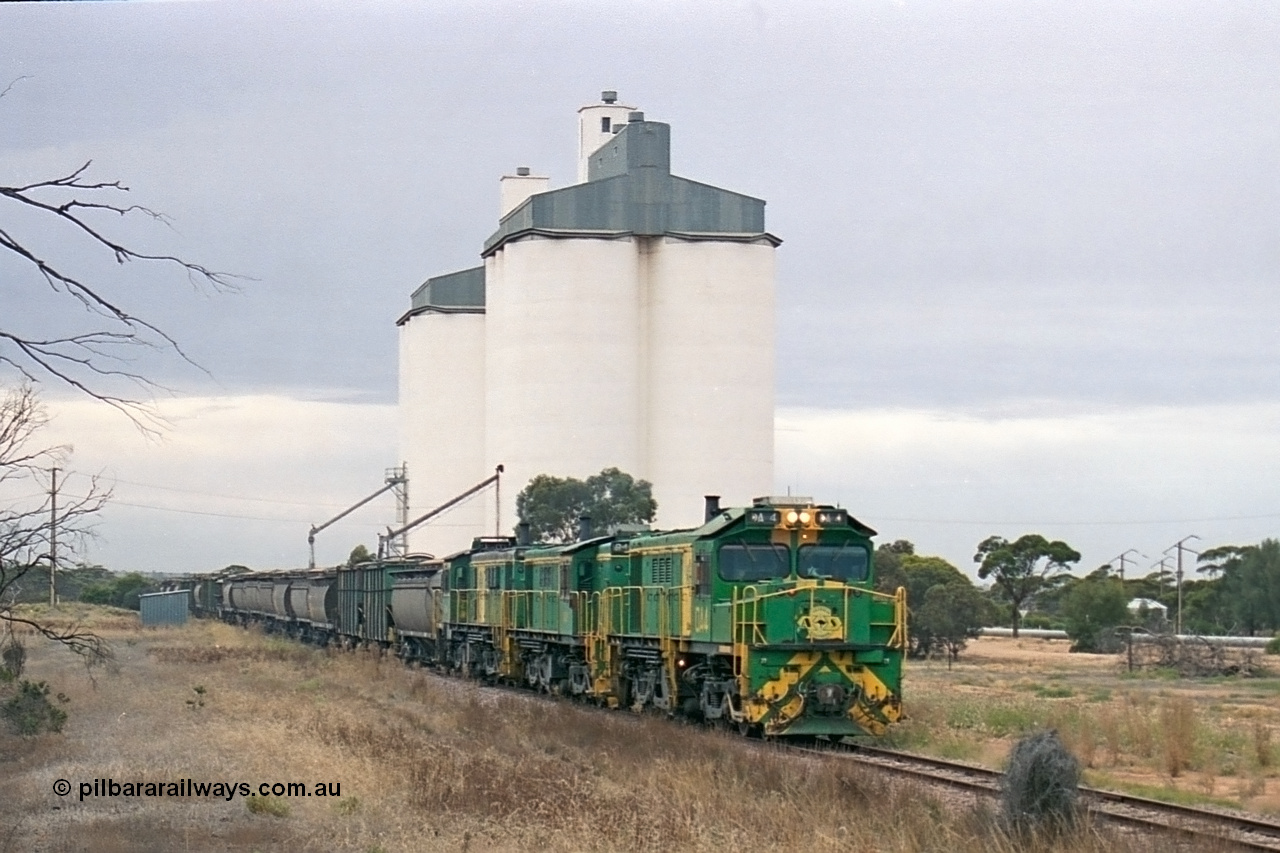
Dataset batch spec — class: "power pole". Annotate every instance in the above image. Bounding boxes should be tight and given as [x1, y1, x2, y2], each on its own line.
[1152, 556, 1173, 601]
[1108, 548, 1145, 583]
[49, 466, 58, 607]
[1166, 534, 1201, 636]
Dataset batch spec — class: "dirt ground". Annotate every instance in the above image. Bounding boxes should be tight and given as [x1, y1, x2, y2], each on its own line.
[0, 612, 1272, 852]
[903, 635, 1280, 814]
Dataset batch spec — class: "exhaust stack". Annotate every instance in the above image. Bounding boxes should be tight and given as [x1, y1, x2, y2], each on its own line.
[704, 495, 722, 522]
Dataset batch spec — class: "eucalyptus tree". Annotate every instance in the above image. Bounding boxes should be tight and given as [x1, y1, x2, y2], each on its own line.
[974, 534, 1081, 638]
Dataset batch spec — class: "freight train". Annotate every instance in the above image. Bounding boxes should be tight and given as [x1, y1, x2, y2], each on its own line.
[181, 496, 905, 738]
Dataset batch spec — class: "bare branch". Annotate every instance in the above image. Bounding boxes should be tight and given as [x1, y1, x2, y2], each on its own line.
[0, 610, 112, 669]
[0, 387, 114, 674]
[2, 147, 246, 418]
[0, 76, 31, 102]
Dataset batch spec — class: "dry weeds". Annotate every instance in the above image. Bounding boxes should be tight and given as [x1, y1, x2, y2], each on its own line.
[1161, 698, 1196, 778]
[0, 618, 1223, 852]
[904, 637, 1280, 815]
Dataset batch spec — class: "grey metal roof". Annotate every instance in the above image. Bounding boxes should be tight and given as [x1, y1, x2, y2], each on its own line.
[398, 265, 486, 325]
[482, 120, 780, 257]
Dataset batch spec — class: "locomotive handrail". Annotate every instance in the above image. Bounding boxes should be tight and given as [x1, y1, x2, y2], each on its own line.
[889, 586, 907, 650]
[730, 580, 900, 649]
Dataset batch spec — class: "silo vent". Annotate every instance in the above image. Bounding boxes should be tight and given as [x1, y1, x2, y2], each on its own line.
[516, 166, 531, 176]
[601, 90, 618, 104]
[628, 111, 644, 123]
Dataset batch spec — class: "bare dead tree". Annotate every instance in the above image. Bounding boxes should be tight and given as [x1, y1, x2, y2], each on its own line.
[1, 161, 239, 422]
[0, 384, 112, 669]
[1, 80, 239, 426]
[1, 79, 237, 672]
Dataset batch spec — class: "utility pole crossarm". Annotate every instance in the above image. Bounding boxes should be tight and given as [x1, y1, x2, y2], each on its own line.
[1108, 548, 1146, 582]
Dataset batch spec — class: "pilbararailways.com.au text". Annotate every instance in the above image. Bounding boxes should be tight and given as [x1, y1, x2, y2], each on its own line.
[54, 778, 342, 802]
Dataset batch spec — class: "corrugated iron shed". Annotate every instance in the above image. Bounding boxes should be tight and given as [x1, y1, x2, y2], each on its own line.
[139, 589, 189, 627]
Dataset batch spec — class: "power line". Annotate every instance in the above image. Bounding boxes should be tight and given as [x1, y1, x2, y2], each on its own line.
[70, 488, 488, 529]
[105, 476, 363, 509]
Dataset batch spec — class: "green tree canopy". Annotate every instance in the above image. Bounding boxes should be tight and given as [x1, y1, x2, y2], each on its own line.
[78, 572, 156, 611]
[974, 534, 1080, 638]
[1061, 575, 1129, 652]
[918, 580, 992, 667]
[891, 554, 982, 659]
[515, 468, 657, 543]
[873, 540, 916, 594]
[900, 555, 968, 607]
[347, 544, 373, 567]
[1217, 540, 1280, 635]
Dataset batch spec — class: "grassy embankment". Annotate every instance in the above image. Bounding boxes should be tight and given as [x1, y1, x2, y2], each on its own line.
[0, 609, 1243, 852]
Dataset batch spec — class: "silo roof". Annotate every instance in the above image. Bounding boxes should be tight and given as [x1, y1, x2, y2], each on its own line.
[482, 120, 781, 257]
[397, 265, 485, 325]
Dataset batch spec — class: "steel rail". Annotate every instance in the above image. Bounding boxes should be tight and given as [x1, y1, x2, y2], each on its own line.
[207, 607, 1280, 850]
[841, 745, 1280, 851]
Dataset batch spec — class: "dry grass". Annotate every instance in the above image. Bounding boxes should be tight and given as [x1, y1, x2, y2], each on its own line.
[0, 617, 1221, 852]
[903, 637, 1280, 815]
[7, 602, 141, 634]
[1161, 698, 1196, 778]
[1256, 721, 1273, 769]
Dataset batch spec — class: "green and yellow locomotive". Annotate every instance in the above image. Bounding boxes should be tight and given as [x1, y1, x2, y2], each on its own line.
[428, 496, 905, 738]
[214, 495, 905, 739]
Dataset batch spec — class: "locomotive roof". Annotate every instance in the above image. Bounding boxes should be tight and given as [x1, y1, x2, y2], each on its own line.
[468, 535, 613, 563]
[452, 502, 876, 561]
[629, 504, 876, 546]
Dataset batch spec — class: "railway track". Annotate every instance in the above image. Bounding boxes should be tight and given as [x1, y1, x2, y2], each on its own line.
[833, 744, 1280, 851]
[217, 622, 1280, 849]
[449, 669, 1280, 850]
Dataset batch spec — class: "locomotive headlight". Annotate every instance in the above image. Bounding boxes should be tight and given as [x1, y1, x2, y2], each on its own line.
[799, 511, 811, 524]
[786, 510, 799, 524]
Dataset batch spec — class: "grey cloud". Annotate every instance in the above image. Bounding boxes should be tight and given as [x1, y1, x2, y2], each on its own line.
[2, 1, 1277, 411]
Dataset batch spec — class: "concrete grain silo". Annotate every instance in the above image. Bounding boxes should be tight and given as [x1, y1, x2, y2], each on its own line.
[643, 237, 776, 527]
[399, 92, 779, 550]
[396, 269, 486, 557]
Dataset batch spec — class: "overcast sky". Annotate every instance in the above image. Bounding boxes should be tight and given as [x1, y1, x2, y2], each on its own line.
[4, 1, 1279, 577]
